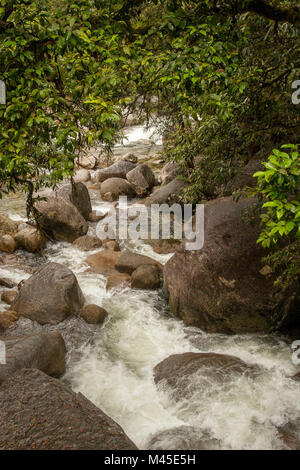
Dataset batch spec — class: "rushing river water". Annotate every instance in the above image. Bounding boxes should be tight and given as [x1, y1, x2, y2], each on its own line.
[0, 126, 299, 450]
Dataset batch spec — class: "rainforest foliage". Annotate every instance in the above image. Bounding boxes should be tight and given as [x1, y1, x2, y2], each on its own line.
[0, 0, 299, 267]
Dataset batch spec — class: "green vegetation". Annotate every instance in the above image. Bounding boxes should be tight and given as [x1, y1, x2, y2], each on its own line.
[0, 0, 129, 215]
[0, 0, 299, 280]
[253, 144, 299, 248]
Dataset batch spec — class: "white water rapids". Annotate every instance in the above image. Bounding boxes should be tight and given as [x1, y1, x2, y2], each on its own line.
[0, 126, 299, 450]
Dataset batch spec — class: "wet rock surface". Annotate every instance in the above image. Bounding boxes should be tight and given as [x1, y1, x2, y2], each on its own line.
[0, 368, 138, 450]
[278, 418, 300, 450]
[100, 177, 136, 201]
[163, 196, 299, 334]
[86, 250, 121, 275]
[14, 226, 46, 253]
[145, 178, 186, 205]
[0, 278, 17, 289]
[35, 195, 88, 243]
[131, 264, 161, 290]
[93, 160, 136, 183]
[0, 311, 19, 330]
[80, 304, 108, 324]
[0, 332, 66, 384]
[57, 182, 92, 221]
[154, 352, 259, 399]
[13, 262, 85, 325]
[126, 164, 155, 196]
[147, 425, 222, 450]
[72, 235, 102, 251]
[1, 290, 17, 305]
[0, 235, 17, 253]
[115, 250, 162, 274]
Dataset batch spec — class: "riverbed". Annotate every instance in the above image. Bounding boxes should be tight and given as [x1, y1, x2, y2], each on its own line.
[0, 126, 299, 450]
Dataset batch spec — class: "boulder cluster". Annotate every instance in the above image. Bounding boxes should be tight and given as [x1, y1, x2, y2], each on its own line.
[0, 147, 299, 451]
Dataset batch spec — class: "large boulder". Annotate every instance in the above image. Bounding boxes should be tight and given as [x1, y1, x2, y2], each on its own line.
[158, 162, 181, 185]
[57, 182, 92, 220]
[75, 154, 97, 169]
[0, 214, 18, 238]
[0, 235, 17, 253]
[0, 311, 19, 330]
[85, 251, 131, 289]
[86, 250, 121, 275]
[72, 235, 102, 252]
[163, 196, 299, 334]
[115, 250, 162, 274]
[94, 161, 136, 183]
[103, 239, 120, 251]
[122, 152, 138, 164]
[131, 264, 161, 290]
[13, 262, 85, 325]
[80, 304, 108, 324]
[154, 352, 258, 400]
[147, 426, 221, 450]
[0, 368, 137, 450]
[100, 177, 136, 201]
[1, 290, 17, 305]
[145, 179, 186, 206]
[106, 271, 131, 290]
[126, 164, 155, 196]
[14, 226, 46, 253]
[35, 195, 88, 242]
[74, 169, 91, 183]
[0, 332, 66, 384]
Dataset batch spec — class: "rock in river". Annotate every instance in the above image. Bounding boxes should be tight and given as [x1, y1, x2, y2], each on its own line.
[13, 262, 85, 325]
[0, 368, 137, 450]
[100, 177, 136, 202]
[93, 160, 136, 183]
[115, 250, 162, 275]
[57, 182, 92, 220]
[131, 264, 161, 290]
[35, 195, 88, 243]
[154, 352, 258, 400]
[0, 332, 66, 384]
[163, 196, 300, 334]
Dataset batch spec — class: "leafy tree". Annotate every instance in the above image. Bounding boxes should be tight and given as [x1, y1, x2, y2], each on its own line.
[124, 1, 300, 202]
[0, 0, 130, 217]
[253, 144, 300, 248]
[1, 1, 299, 215]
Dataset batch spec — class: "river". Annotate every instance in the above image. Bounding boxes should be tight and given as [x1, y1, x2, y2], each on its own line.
[0, 126, 299, 450]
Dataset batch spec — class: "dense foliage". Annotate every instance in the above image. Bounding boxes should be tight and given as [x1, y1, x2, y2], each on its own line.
[253, 144, 299, 248]
[0, 0, 299, 280]
[0, 0, 129, 215]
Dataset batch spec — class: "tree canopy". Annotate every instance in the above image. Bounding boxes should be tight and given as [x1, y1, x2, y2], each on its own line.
[0, 0, 299, 255]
